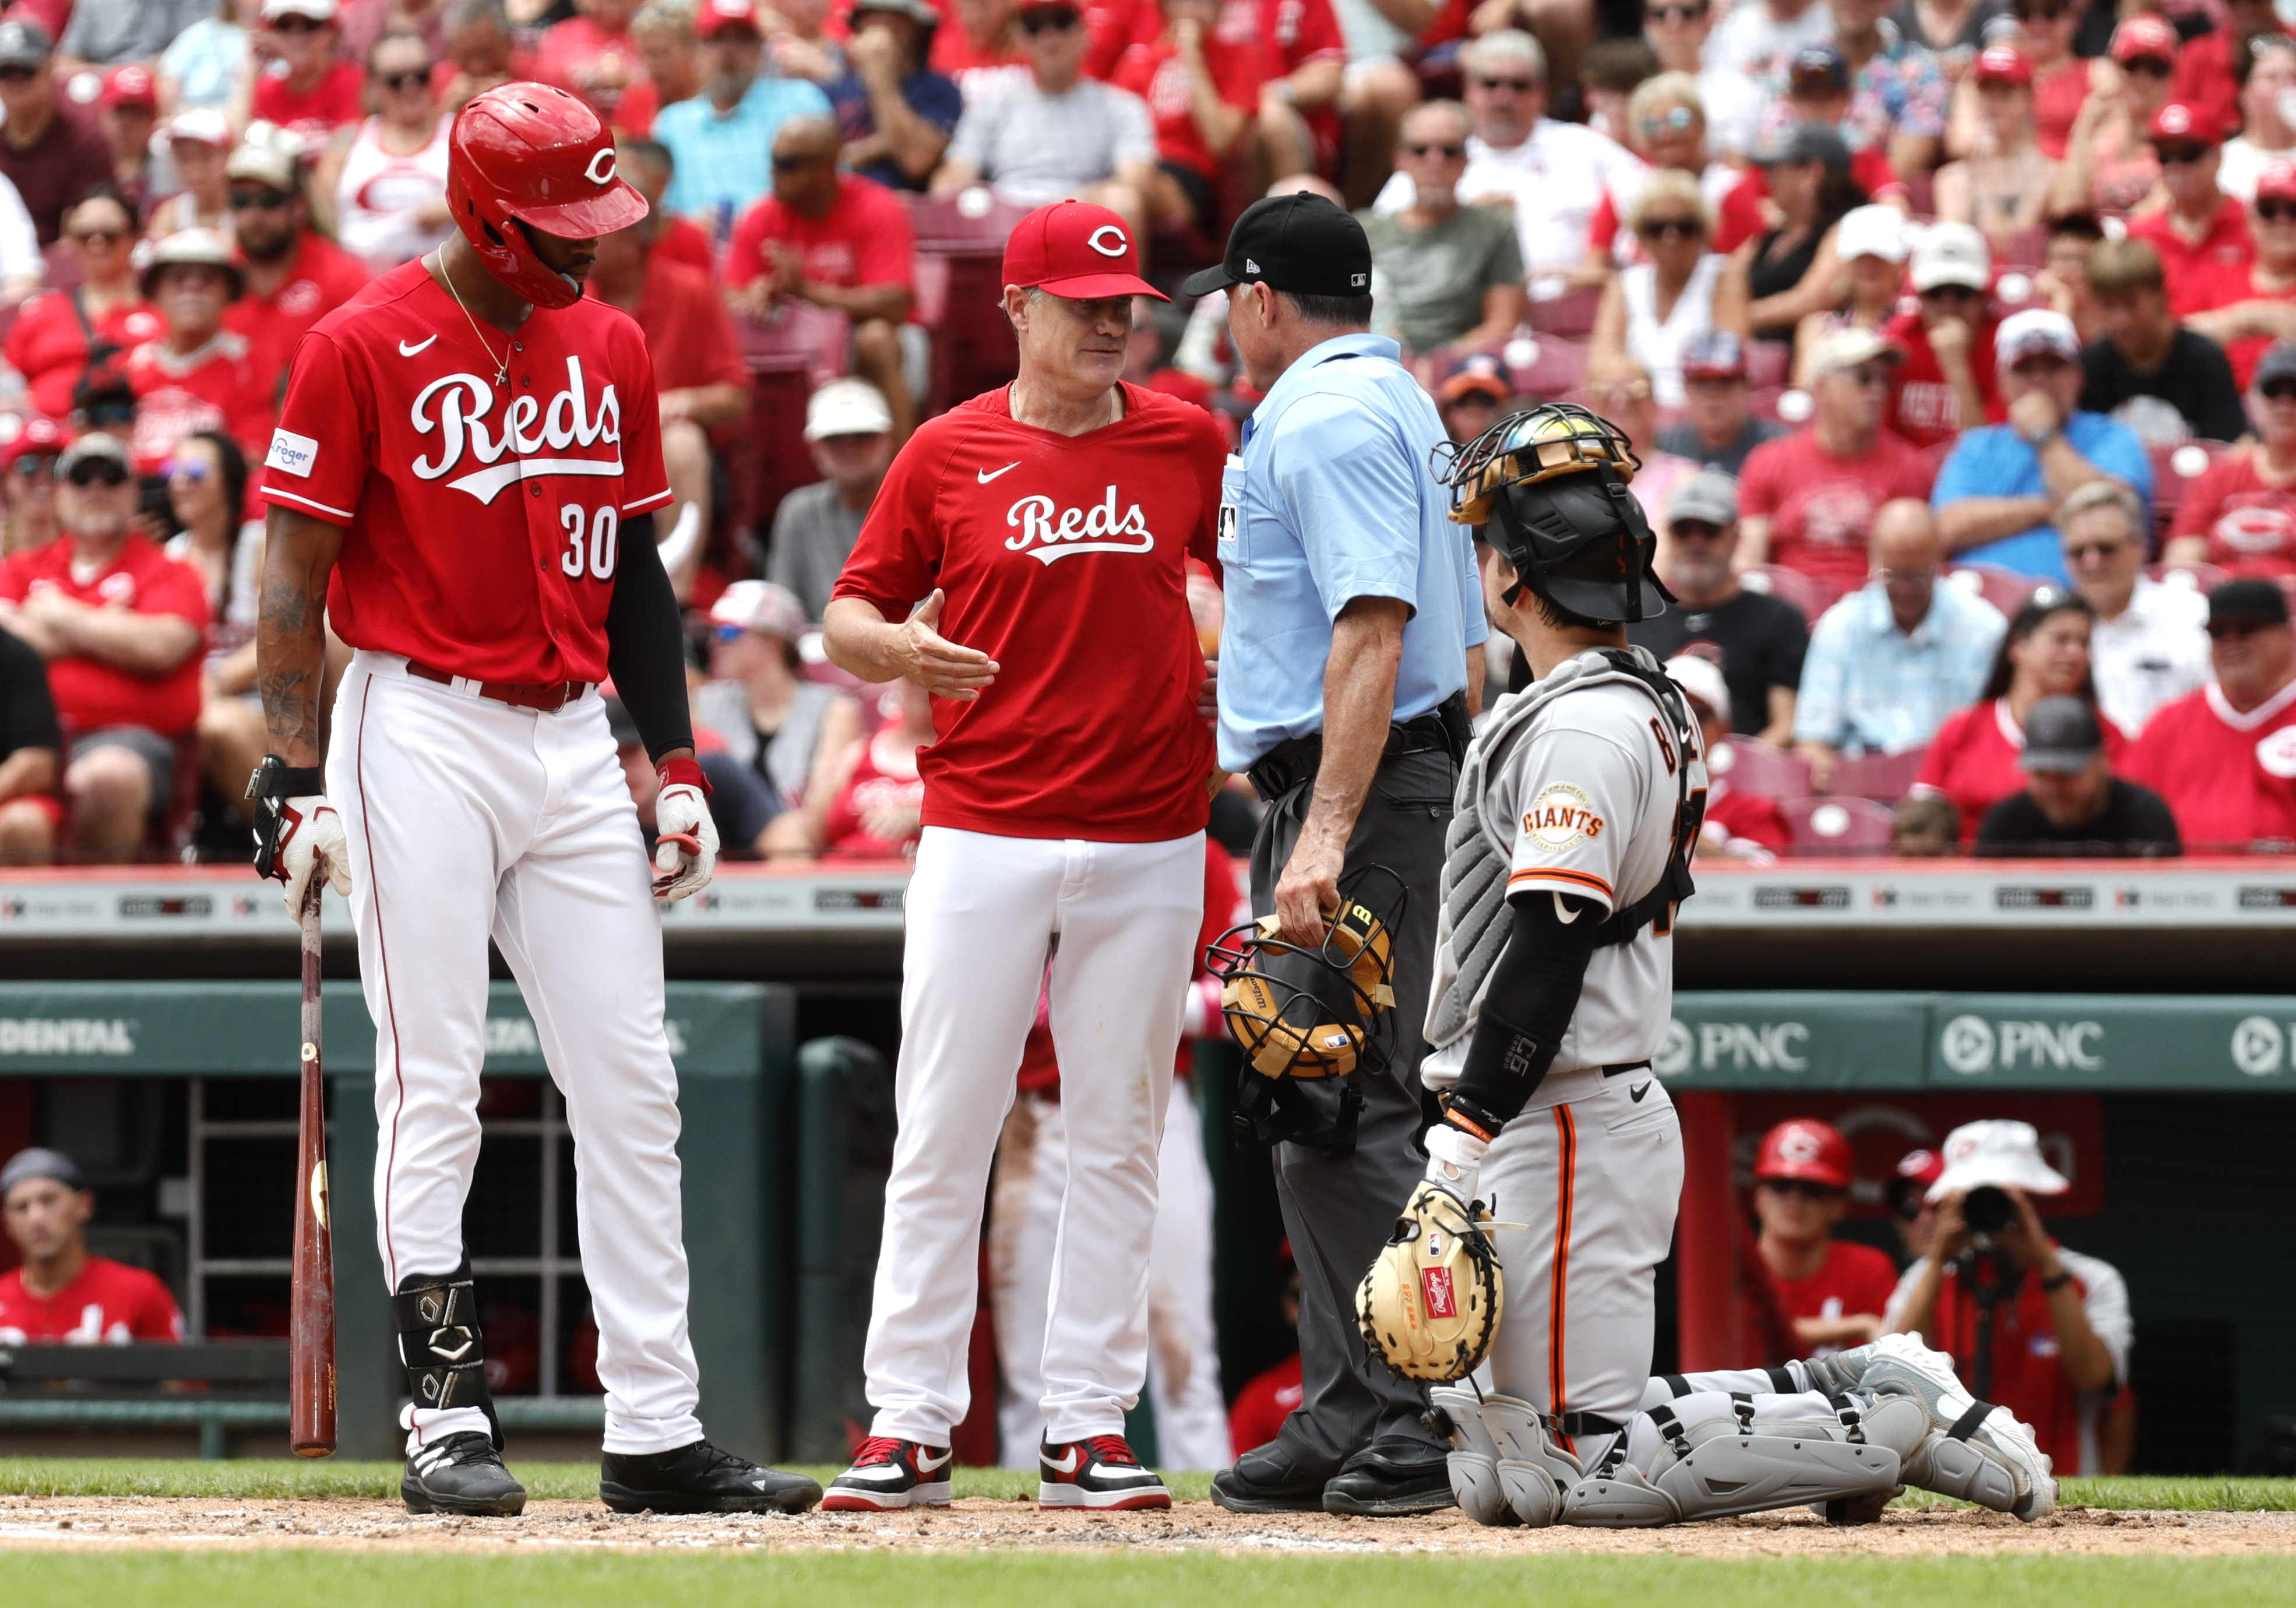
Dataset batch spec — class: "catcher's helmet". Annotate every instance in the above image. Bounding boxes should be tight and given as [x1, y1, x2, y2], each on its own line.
[1432, 402, 1671, 625]
[448, 83, 647, 310]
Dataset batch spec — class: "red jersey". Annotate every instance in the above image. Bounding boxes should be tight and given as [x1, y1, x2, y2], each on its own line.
[823, 729, 927, 859]
[724, 174, 916, 307]
[2171, 25, 2283, 114]
[3, 291, 162, 420]
[1924, 1247, 2124, 1476]
[2179, 261, 2296, 390]
[1737, 425, 1937, 592]
[1703, 780, 1789, 851]
[1217, 0, 1343, 150]
[1882, 307, 2002, 451]
[1083, 0, 1162, 77]
[2124, 675, 2296, 849]
[832, 383, 1223, 841]
[257, 259, 672, 686]
[0, 1257, 183, 1344]
[226, 232, 376, 402]
[0, 533, 209, 735]
[2167, 450, 2296, 577]
[1108, 34, 1269, 182]
[629, 255, 748, 397]
[931, 25, 1031, 101]
[655, 215, 717, 279]
[1228, 1350, 1301, 1456]
[2128, 200, 2254, 318]
[125, 333, 276, 475]
[1765, 1238, 1900, 1351]
[251, 60, 368, 145]
[1914, 697, 2130, 843]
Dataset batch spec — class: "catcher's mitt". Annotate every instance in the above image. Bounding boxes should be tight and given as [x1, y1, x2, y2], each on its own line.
[1356, 1180, 1507, 1382]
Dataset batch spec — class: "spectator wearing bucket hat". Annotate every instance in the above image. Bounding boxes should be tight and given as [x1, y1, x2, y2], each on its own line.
[1893, 1118, 2131, 1476]
[2124, 577, 2296, 849]
[1632, 468, 1807, 743]
[124, 227, 273, 477]
[695, 577, 864, 854]
[1658, 330, 1783, 477]
[1879, 220, 2001, 452]
[1746, 1117, 1901, 1361]
[1932, 308, 2152, 585]
[1974, 693, 2181, 854]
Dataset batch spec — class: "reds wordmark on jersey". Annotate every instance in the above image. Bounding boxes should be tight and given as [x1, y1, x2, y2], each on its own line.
[257, 259, 671, 687]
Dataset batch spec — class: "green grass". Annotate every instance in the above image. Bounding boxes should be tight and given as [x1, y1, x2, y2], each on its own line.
[0, 1458, 2285, 1511]
[4, 1552, 2295, 1608]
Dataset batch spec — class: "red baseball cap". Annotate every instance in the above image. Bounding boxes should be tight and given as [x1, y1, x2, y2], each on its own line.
[696, 0, 763, 37]
[1753, 1118, 1855, 1191]
[2150, 101, 2223, 146]
[2110, 14, 2178, 64]
[100, 65, 157, 110]
[1, 415, 71, 469]
[2260, 160, 2296, 203]
[1973, 44, 2033, 86]
[1002, 200, 1164, 300]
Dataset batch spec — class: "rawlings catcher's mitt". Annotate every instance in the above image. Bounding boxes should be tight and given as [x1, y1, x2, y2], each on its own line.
[1356, 1180, 1508, 1382]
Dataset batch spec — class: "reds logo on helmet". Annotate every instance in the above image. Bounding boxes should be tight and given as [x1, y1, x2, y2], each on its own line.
[447, 83, 649, 311]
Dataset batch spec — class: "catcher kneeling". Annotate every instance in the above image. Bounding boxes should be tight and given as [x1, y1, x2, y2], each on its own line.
[1355, 403, 2058, 1529]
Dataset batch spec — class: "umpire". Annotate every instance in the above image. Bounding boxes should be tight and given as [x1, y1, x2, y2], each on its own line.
[1184, 195, 1484, 1516]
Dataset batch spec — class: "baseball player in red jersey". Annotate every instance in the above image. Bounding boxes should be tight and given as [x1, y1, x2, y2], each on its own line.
[0, 1149, 184, 1345]
[249, 84, 819, 1520]
[819, 200, 1227, 1512]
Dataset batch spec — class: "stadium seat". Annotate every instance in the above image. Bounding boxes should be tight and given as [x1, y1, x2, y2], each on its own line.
[1707, 737, 1811, 801]
[910, 251, 950, 330]
[1746, 340, 1791, 390]
[1738, 564, 1836, 621]
[1781, 794, 1895, 852]
[1503, 333, 1591, 399]
[2150, 439, 2227, 538]
[1945, 563, 2041, 615]
[1530, 286, 1602, 339]
[736, 300, 848, 390]
[1823, 746, 1928, 802]
[1991, 227, 2049, 273]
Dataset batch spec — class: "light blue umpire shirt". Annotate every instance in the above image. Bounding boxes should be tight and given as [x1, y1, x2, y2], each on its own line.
[1216, 332, 1485, 774]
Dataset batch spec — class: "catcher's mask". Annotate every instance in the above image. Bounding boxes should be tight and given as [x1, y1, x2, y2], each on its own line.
[1431, 401, 1673, 625]
[1204, 864, 1406, 1159]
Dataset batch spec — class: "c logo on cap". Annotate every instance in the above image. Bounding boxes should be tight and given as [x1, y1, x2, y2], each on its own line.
[1086, 224, 1128, 259]
[586, 147, 618, 184]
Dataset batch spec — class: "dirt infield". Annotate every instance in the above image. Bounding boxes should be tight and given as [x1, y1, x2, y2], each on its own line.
[0, 1496, 2289, 1557]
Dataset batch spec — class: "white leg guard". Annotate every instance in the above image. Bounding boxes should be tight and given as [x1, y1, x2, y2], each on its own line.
[1562, 1390, 1901, 1527]
[1848, 1333, 2057, 1521]
[1428, 1388, 1575, 1528]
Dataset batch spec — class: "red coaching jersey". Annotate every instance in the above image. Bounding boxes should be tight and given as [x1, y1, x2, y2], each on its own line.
[832, 382, 1224, 842]
[0, 1257, 183, 1344]
[2124, 677, 2296, 850]
[0, 533, 209, 735]
[258, 259, 672, 685]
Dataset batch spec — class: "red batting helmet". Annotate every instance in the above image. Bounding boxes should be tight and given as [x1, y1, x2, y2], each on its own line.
[1753, 1118, 1854, 1190]
[447, 83, 647, 310]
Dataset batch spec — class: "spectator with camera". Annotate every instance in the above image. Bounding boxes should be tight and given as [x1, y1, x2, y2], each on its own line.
[768, 381, 897, 623]
[1892, 1119, 2130, 1477]
[0, 1148, 182, 1342]
[1747, 1118, 1900, 1360]
[2124, 578, 2296, 850]
[2059, 480, 2209, 736]
[1974, 694, 2181, 854]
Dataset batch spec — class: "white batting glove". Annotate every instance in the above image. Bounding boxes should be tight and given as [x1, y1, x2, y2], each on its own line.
[272, 796, 351, 914]
[652, 757, 718, 901]
[1424, 1121, 1488, 1204]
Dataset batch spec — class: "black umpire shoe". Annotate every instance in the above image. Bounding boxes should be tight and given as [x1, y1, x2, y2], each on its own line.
[403, 1431, 529, 1516]
[1209, 1440, 1334, 1514]
[1320, 1438, 1457, 1516]
[600, 1439, 825, 1514]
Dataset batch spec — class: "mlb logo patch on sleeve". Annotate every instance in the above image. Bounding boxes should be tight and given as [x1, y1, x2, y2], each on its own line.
[266, 429, 319, 478]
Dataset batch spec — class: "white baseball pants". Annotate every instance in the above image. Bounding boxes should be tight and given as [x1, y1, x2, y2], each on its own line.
[331, 653, 705, 1458]
[864, 826, 1205, 1447]
[1476, 1071, 1684, 1473]
[992, 1079, 1230, 1469]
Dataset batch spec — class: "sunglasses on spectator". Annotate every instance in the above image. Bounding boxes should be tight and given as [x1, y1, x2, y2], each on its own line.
[166, 459, 210, 483]
[1474, 76, 1537, 92]
[65, 459, 129, 488]
[1920, 283, 1982, 300]
[771, 151, 827, 170]
[378, 70, 432, 91]
[0, 67, 35, 84]
[1839, 365, 1893, 388]
[10, 454, 54, 478]
[2122, 55, 2172, 76]
[2261, 201, 2296, 223]
[2063, 539, 2129, 562]
[2262, 381, 2296, 400]
[1636, 216, 1703, 240]
[2013, 2, 2068, 19]
[2209, 618, 2281, 638]
[1669, 519, 1727, 540]
[1402, 141, 1466, 159]
[1758, 1178, 1844, 1201]
[1647, 2, 1707, 19]
[2156, 143, 2213, 165]
[1879, 564, 1938, 582]
[69, 228, 122, 247]
[1019, 8, 1081, 33]
[230, 189, 294, 211]
[271, 14, 328, 31]
[1640, 105, 1697, 137]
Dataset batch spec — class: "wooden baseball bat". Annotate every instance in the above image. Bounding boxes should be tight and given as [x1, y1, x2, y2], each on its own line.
[291, 875, 337, 1456]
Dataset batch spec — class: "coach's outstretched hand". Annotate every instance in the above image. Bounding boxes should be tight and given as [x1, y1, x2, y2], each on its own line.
[900, 590, 999, 701]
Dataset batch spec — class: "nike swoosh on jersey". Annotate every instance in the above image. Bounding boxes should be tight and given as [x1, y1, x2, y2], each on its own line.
[1044, 1447, 1082, 1475]
[977, 462, 1020, 483]
[1630, 1082, 1651, 1103]
[398, 335, 439, 356]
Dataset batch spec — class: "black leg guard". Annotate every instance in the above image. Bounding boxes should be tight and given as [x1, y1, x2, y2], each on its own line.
[393, 1264, 503, 1451]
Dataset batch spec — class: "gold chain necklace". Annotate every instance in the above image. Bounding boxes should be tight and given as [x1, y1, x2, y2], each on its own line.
[435, 249, 509, 387]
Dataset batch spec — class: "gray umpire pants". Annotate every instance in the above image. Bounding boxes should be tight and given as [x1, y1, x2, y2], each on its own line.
[1249, 743, 1455, 1473]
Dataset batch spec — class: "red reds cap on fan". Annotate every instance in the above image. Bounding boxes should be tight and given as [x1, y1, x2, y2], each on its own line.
[1973, 44, 2033, 86]
[1002, 200, 1165, 301]
[0, 416, 70, 470]
[2150, 101, 2222, 147]
[2110, 14, 2178, 65]
[1885, 1147, 1944, 1216]
[2258, 160, 2296, 205]
[696, 0, 763, 37]
[100, 66, 157, 111]
[1753, 1118, 1855, 1190]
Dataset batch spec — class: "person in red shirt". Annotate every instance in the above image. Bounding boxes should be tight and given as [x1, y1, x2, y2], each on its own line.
[934, 0, 1033, 102]
[2171, 0, 2289, 114]
[616, 138, 717, 277]
[220, 140, 375, 414]
[3, 190, 162, 423]
[1913, 588, 2129, 841]
[1738, 328, 1938, 593]
[533, 0, 661, 136]
[2124, 578, 2296, 849]
[1107, 0, 1266, 233]
[1221, 0, 1343, 188]
[126, 230, 275, 478]
[2167, 344, 2296, 578]
[2128, 102, 2254, 319]
[1893, 1120, 2129, 1477]
[2187, 161, 2296, 391]
[0, 414, 68, 555]
[726, 115, 918, 440]
[0, 1148, 182, 1344]
[1667, 653, 1788, 861]
[1885, 222, 2002, 451]
[251, 0, 370, 151]
[819, 201, 1222, 1512]
[1581, 85, 1766, 282]
[1747, 1120, 1901, 1363]
[0, 432, 207, 857]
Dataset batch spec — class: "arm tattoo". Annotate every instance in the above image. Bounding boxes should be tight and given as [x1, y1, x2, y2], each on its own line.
[256, 577, 326, 766]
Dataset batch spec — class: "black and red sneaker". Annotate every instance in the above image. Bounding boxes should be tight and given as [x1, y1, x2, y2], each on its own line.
[1038, 1435, 1172, 1510]
[821, 1437, 954, 1511]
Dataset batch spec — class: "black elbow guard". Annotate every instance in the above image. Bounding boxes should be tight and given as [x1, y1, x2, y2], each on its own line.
[1449, 889, 1602, 1134]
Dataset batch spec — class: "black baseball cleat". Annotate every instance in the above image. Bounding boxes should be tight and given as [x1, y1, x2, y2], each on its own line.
[1210, 1440, 1334, 1514]
[1321, 1438, 1457, 1516]
[600, 1439, 824, 1514]
[403, 1431, 529, 1516]
[1039, 1434, 1171, 1510]
[823, 1437, 956, 1511]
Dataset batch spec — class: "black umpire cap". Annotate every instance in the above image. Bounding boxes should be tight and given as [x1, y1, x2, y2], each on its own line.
[1181, 193, 1372, 299]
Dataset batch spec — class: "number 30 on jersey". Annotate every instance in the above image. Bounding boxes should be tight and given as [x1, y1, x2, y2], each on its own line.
[559, 502, 619, 580]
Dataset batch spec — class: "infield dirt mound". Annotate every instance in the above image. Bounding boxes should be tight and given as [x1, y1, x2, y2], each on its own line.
[0, 1497, 2288, 1557]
